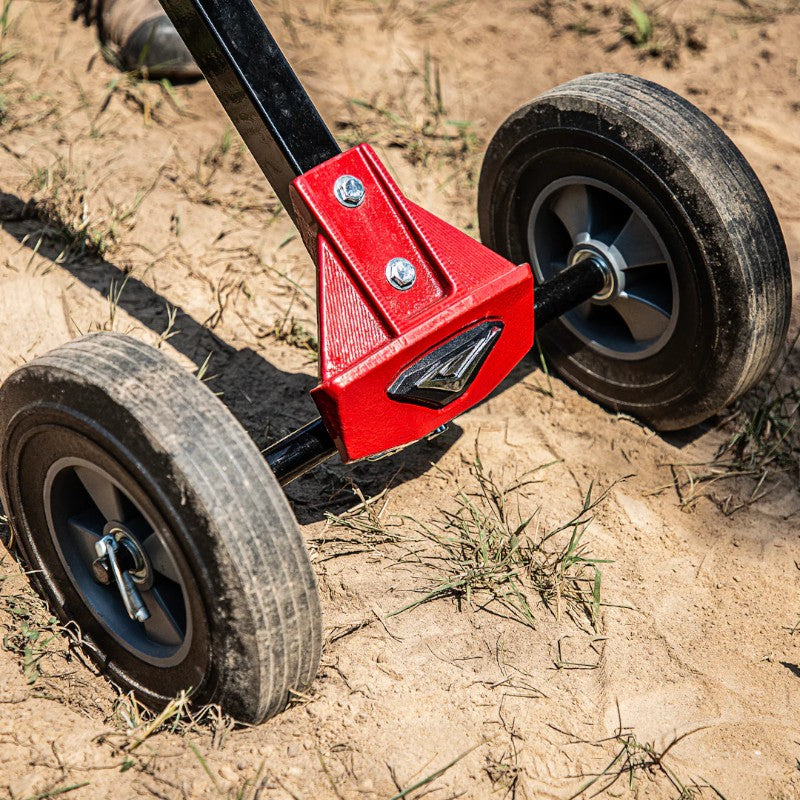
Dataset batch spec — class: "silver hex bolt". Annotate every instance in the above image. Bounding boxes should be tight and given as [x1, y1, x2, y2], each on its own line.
[334, 175, 366, 208]
[386, 257, 417, 291]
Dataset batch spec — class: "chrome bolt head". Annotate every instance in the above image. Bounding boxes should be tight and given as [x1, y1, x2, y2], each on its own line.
[334, 174, 366, 208]
[91, 556, 113, 586]
[386, 257, 416, 291]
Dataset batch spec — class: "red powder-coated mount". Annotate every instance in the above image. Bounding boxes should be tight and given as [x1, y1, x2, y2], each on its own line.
[289, 144, 534, 462]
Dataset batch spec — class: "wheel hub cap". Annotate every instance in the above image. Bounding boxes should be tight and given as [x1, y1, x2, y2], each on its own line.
[44, 457, 192, 665]
[528, 176, 679, 360]
[100, 521, 153, 588]
[568, 244, 619, 303]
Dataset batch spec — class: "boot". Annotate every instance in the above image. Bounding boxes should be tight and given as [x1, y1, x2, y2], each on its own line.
[101, 0, 201, 81]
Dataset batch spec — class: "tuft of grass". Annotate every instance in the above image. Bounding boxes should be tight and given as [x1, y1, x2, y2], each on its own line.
[194, 351, 218, 385]
[485, 742, 523, 799]
[21, 159, 150, 260]
[342, 96, 480, 169]
[664, 335, 800, 514]
[392, 457, 611, 630]
[1, 559, 234, 762]
[625, 1, 653, 46]
[155, 303, 180, 348]
[269, 314, 318, 356]
[0, 554, 134, 722]
[23, 163, 109, 257]
[387, 743, 483, 800]
[95, 691, 242, 793]
[194, 126, 246, 190]
[715, 380, 800, 484]
[102, 689, 235, 755]
[0, 562, 76, 687]
[0, 558, 104, 712]
[2, 597, 61, 686]
[337, 51, 481, 180]
[561, 707, 726, 799]
[618, 1, 706, 65]
[314, 484, 406, 561]
[105, 273, 131, 331]
[95, 66, 181, 126]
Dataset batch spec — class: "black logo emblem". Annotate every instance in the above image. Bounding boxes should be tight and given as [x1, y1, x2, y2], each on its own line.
[388, 321, 503, 408]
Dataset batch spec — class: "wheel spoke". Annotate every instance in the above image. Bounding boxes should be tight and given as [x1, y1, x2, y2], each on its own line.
[624, 265, 673, 313]
[74, 466, 127, 522]
[142, 532, 181, 584]
[551, 184, 593, 242]
[611, 295, 671, 342]
[141, 587, 184, 647]
[66, 510, 105, 566]
[611, 211, 665, 269]
[574, 299, 592, 321]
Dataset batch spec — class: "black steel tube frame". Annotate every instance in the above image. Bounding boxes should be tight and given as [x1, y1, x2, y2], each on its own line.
[157, 0, 340, 222]
[156, 0, 610, 485]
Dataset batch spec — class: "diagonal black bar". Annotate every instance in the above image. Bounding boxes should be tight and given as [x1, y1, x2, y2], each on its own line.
[158, 0, 341, 218]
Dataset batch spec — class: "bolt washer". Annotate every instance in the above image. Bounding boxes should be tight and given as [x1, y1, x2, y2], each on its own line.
[385, 257, 417, 290]
[334, 175, 366, 208]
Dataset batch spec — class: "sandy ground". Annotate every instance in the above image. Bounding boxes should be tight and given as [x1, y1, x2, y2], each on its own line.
[0, 1, 798, 798]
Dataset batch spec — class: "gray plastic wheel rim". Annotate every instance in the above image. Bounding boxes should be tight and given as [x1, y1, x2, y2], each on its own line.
[528, 176, 679, 360]
[43, 457, 192, 667]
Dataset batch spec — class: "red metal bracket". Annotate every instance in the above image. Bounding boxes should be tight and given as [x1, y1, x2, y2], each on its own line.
[290, 144, 534, 462]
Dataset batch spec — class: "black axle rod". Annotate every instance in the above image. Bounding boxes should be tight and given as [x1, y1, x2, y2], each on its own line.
[266, 258, 608, 485]
[532, 256, 608, 328]
[265, 418, 338, 486]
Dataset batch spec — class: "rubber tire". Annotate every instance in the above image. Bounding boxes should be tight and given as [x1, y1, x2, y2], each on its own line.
[478, 72, 792, 430]
[0, 332, 322, 723]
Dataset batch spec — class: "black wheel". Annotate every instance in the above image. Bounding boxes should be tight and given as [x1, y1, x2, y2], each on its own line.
[0, 333, 321, 723]
[479, 72, 792, 430]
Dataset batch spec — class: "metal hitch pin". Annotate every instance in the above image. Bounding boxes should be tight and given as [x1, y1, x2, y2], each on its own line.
[95, 535, 150, 623]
